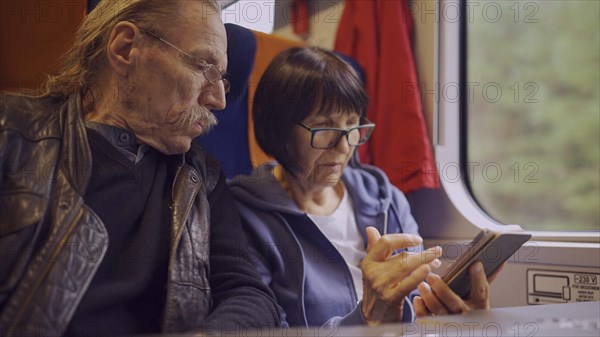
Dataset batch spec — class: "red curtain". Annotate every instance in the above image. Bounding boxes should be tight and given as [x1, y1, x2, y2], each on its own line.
[291, 0, 309, 39]
[335, 0, 439, 194]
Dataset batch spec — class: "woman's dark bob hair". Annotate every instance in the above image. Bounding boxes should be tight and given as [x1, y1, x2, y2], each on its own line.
[253, 46, 369, 176]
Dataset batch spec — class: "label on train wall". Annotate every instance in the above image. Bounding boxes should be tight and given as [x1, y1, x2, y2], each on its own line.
[527, 269, 600, 304]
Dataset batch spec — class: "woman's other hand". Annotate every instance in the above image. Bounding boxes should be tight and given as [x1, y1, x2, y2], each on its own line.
[361, 226, 442, 326]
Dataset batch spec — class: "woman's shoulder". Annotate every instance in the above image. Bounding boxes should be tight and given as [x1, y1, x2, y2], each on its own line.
[343, 164, 396, 196]
[229, 163, 301, 214]
[229, 163, 277, 195]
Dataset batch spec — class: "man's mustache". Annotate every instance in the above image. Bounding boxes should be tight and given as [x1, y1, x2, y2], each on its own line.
[176, 105, 218, 134]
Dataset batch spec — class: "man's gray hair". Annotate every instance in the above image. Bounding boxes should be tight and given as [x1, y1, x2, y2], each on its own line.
[43, 0, 220, 98]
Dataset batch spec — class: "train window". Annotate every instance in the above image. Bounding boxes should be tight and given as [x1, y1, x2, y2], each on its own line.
[221, 0, 274, 33]
[464, 1, 599, 231]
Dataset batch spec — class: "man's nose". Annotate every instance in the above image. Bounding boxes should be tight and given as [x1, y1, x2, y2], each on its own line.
[200, 81, 227, 111]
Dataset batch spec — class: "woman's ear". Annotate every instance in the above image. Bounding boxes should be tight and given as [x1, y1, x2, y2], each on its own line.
[106, 21, 138, 77]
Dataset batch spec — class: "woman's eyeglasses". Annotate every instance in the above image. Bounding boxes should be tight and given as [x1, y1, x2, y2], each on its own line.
[297, 121, 376, 149]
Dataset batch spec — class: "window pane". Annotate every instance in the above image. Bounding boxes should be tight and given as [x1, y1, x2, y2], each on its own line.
[466, 1, 599, 231]
[221, 1, 274, 34]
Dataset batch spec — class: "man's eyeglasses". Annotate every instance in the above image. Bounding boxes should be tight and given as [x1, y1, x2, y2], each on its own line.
[297, 121, 376, 149]
[141, 29, 231, 93]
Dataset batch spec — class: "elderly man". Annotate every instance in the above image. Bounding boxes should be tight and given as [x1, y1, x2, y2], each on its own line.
[0, 0, 280, 335]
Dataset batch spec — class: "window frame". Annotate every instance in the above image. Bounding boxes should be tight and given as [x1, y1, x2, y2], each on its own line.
[435, 0, 599, 243]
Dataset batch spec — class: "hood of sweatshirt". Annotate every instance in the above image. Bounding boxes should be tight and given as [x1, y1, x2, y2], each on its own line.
[228, 163, 394, 230]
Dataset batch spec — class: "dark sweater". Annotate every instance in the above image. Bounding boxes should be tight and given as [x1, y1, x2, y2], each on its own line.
[66, 129, 174, 336]
[65, 127, 282, 335]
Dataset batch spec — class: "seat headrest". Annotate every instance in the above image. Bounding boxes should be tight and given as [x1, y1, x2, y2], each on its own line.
[195, 23, 257, 178]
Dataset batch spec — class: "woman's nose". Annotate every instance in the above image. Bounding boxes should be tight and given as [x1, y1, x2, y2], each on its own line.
[334, 134, 352, 154]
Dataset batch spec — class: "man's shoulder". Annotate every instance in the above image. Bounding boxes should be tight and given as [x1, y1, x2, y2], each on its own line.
[0, 93, 64, 141]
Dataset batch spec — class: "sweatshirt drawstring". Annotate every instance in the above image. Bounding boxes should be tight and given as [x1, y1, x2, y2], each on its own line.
[383, 209, 388, 235]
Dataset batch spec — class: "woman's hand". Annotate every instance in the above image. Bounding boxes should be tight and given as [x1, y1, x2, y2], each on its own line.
[413, 261, 505, 316]
[360, 226, 442, 326]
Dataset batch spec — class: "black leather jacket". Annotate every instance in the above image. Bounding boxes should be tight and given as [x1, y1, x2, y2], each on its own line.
[0, 93, 280, 335]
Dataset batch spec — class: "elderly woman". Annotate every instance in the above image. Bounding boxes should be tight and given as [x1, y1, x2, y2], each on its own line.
[229, 47, 492, 327]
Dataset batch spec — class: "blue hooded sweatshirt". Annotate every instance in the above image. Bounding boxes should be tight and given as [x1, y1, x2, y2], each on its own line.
[228, 163, 420, 328]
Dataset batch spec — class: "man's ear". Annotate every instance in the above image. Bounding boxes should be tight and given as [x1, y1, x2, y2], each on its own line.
[106, 21, 138, 77]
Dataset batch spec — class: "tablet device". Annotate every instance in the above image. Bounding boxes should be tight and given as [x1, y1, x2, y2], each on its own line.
[440, 228, 532, 299]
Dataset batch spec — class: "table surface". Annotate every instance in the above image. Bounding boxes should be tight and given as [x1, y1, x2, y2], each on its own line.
[147, 301, 600, 337]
